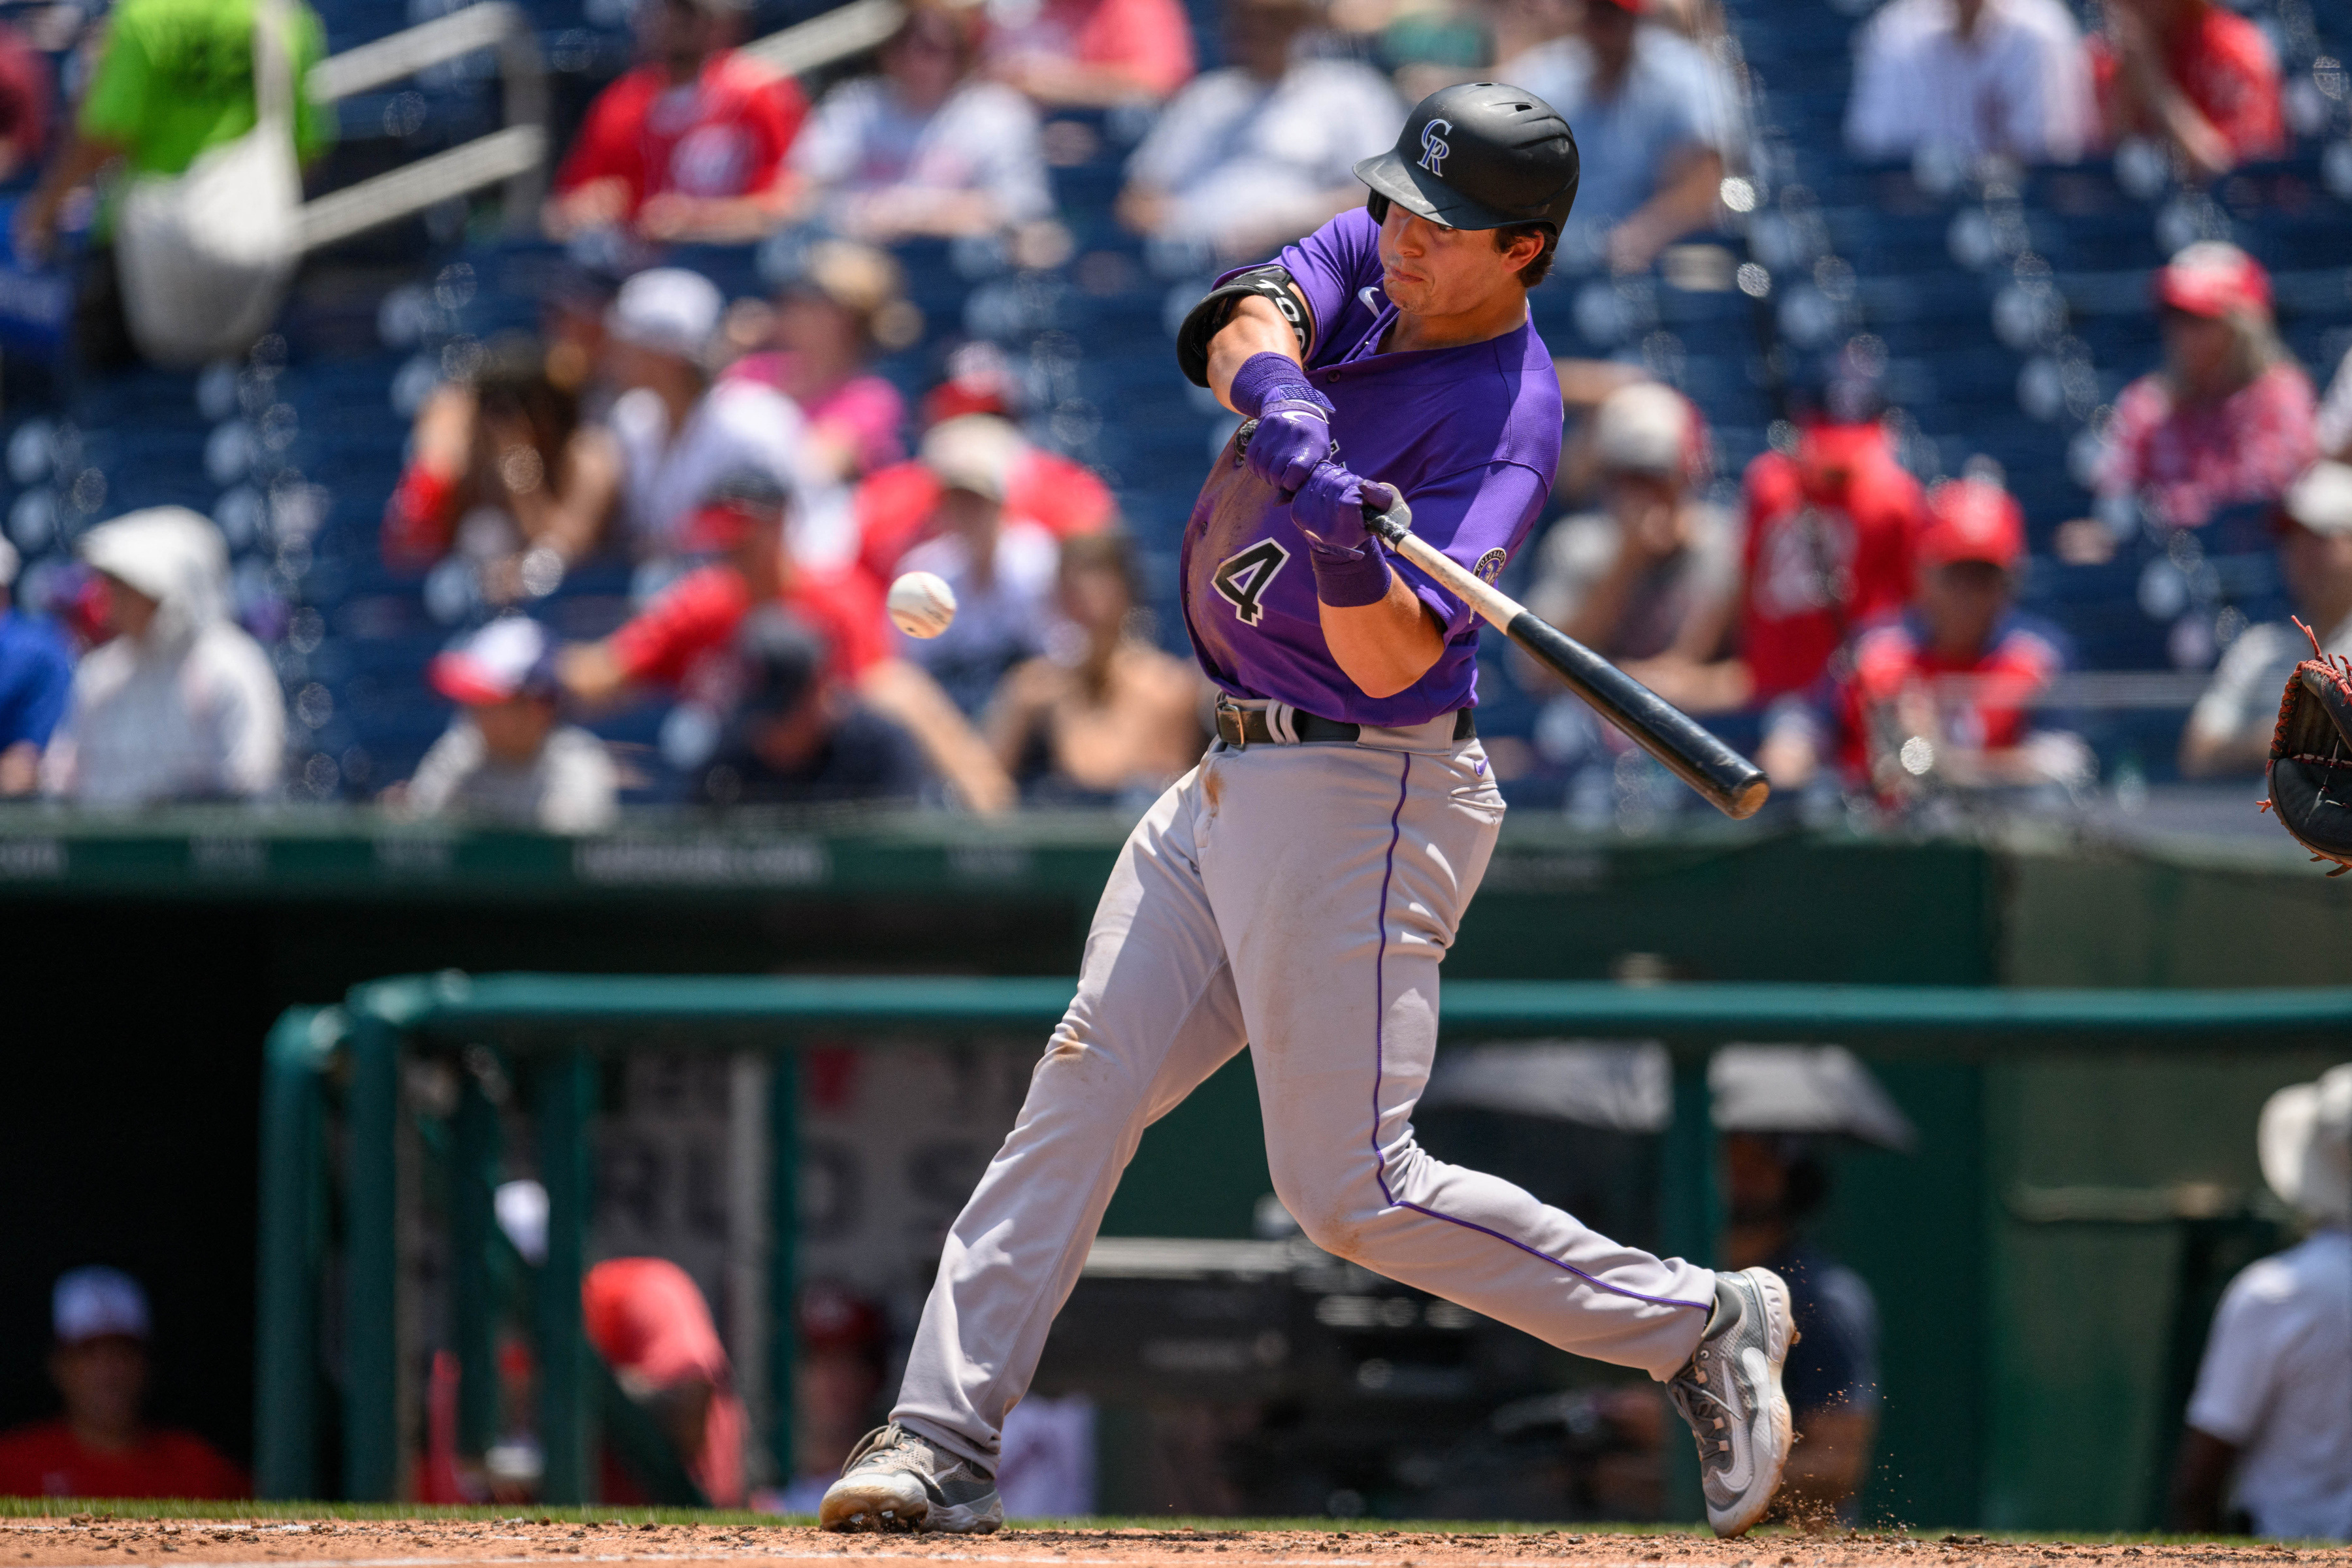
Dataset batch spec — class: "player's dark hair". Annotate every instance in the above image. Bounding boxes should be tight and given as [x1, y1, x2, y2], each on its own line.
[1494, 221, 1558, 287]
[1365, 193, 1556, 288]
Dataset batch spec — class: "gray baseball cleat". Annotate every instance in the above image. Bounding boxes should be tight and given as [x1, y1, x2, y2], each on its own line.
[1667, 1266, 1797, 1538]
[819, 1423, 1004, 1534]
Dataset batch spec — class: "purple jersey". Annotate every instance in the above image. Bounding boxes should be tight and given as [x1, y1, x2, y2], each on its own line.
[1179, 207, 1563, 727]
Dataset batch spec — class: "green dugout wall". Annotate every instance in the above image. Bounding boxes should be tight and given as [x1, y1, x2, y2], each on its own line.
[255, 977, 2352, 1529]
[1, 814, 2347, 1526]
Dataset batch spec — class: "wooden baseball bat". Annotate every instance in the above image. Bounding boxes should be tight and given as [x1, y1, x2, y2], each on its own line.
[1363, 493, 1771, 820]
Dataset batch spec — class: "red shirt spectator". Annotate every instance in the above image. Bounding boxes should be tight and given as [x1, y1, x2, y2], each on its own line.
[1825, 613, 2065, 783]
[609, 560, 890, 705]
[0, 1267, 246, 1501]
[583, 1258, 746, 1508]
[551, 35, 806, 238]
[2096, 243, 2317, 531]
[0, 1422, 247, 1500]
[0, 24, 52, 180]
[986, 0, 1198, 105]
[2089, 0, 2283, 170]
[1767, 477, 2070, 792]
[2102, 363, 2316, 529]
[1738, 423, 1923, 702]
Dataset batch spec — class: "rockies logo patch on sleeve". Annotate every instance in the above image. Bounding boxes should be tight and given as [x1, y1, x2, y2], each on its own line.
[1473, 547, 1509, 584]
[1211, 539, 1290, 626]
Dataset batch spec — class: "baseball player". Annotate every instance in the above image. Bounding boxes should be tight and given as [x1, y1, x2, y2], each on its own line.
[822, 84, 1797, 1539]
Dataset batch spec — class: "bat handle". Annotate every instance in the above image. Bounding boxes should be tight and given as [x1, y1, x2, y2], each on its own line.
[1363, 491, 1413, 541]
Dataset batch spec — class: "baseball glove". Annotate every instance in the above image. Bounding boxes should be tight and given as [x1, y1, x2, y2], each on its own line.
[2265, 619, 2352, 874]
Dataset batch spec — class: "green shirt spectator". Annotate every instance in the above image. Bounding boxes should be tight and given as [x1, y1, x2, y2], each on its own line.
[15, 0, 333, 261]
[78, 0, 333, 176]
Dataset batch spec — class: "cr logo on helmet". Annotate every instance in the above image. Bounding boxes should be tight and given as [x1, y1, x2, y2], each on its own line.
[1417, 118, 1452, 177]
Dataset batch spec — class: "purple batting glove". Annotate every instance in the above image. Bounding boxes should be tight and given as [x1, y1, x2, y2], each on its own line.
[1291, 463, 1392, 607]
[1249, 398, 1337, 494]
[1290, 462, 1374, 551]
[1228, 351, 1333, 495]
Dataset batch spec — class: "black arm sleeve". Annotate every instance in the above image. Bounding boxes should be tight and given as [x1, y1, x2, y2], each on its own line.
[1174, 265, 1311, 388]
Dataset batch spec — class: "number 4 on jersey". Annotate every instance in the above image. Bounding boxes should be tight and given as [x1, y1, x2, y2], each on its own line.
[1212, 539, 1290, 627]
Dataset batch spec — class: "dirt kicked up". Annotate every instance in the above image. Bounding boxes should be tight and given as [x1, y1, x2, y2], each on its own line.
[0, 1519, 2333, 1568]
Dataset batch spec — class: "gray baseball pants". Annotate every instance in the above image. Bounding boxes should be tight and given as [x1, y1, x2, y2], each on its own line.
[892, 710, 1716, 1467]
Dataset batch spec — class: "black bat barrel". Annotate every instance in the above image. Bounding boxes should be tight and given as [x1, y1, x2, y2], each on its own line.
[1505, 611, 1770, 819]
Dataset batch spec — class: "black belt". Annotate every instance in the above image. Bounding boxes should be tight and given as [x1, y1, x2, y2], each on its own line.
[1213, 700, 1476, 749]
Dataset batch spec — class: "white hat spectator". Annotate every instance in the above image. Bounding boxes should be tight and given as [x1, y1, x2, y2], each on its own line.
[2284, 461, 2352, 536]
[606, 269, 725, 361]
[54, 1266, 150, 1345]
[1592, 382, 1694, 478]
[921, 414, 1024, 502]
[2259, 1064, 2352, 1226]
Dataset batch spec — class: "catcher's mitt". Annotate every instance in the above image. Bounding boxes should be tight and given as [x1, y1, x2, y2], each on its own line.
[2266, 619, 2352, 874]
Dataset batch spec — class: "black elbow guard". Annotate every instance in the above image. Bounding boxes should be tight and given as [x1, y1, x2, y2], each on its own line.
[1175, 265, 1310, 388]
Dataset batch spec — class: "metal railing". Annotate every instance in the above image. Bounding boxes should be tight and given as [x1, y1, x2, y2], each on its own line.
[738, 0, 903, 76]
[301, 1, 548, 248]
[296, 0, 905, 252]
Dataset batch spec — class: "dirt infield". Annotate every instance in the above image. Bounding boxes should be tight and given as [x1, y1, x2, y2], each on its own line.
[0, 1518, 2325, 1568]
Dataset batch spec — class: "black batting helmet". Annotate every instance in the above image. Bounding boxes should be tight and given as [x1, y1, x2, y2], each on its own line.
[1355, 83, 1579, 233]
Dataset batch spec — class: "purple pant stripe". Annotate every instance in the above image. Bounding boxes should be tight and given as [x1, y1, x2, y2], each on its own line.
[1369, 754, 1411, 1207]
[1364, 751, 1710, 1316]
[1397, 1200, 1714, 1311]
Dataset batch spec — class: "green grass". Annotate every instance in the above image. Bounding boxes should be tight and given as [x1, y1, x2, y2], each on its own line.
[0, 1501, 2286, 1545]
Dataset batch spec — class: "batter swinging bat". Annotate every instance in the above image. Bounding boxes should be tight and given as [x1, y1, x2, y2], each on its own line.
[1363, 492, 1771, 821]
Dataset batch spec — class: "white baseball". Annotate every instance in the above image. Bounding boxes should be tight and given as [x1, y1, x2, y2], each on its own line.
[887, 570, 958, 638]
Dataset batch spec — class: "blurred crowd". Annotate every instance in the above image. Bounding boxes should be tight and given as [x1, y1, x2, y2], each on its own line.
[0, 0, 2338, 822]
[1531, 235, 2352, 813]
[2, 249, 1217, 819]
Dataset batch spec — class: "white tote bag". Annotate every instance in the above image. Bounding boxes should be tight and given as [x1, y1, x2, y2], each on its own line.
[112, 0, 302, 367]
